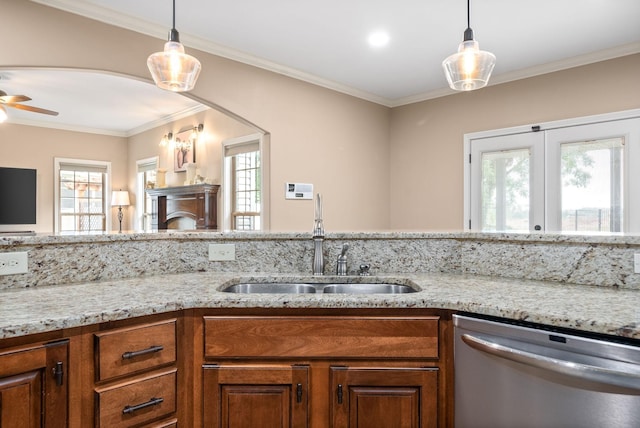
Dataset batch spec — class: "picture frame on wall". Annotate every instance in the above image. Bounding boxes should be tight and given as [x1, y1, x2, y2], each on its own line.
[173, 129, 196, 172]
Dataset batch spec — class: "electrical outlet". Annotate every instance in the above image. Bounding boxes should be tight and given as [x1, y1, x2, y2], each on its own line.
[635, 254, 640, 274]
[0, 252, 28, 275]
[209, 244, 236, 261]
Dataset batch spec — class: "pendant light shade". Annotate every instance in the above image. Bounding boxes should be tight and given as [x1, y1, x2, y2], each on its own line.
[147, 1, 201, 92]
[442, 1, 495, 91]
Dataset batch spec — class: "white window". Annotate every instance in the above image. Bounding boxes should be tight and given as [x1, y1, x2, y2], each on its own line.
[136, 157, 158, 231]
[222, 134, 270, 231]
[54, 158, 111, 234]
[465, 110, 640, 233]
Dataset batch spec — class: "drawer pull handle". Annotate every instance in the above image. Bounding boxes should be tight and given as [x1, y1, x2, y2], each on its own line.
[122, 345, 164, 360]
[122, 397, 164, 414]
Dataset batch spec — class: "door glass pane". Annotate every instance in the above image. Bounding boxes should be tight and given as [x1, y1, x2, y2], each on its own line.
[481, 149, 530, 231]
[560, 138, 624, 232]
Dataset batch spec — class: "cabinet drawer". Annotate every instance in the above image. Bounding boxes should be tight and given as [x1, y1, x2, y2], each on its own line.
[144, 417, 178, 427]
[204, 316, 439, 359]
[95, 319, 176, 381]
[95, 368, 177, 428]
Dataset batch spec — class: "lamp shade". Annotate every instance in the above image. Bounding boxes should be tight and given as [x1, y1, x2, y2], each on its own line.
[147, 40, 201, 92]
[111, 190, 130, 207]
[442, 37, 496, 91]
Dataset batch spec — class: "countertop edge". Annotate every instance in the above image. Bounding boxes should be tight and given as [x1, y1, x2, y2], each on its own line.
[0, 272, 638, 341]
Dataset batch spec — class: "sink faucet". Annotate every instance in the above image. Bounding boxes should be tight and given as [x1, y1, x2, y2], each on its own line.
[336, 243, 349, 275]
[312, 193, 324, 275]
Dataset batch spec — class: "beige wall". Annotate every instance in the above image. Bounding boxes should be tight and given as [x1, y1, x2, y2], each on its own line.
[3, 0, 638, 234]
[0, 123, 127, 233]
[389, 54, 640, 230]
[3, 0, 391, 233]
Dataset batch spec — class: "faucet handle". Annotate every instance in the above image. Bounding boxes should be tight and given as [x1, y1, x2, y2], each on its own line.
[358, 264, 371, 276]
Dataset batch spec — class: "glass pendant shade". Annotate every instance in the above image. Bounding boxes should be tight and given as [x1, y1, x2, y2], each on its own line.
[443, 37, 496, 91]
[0, 106, 7, 123]
[147, 38, 201, 92]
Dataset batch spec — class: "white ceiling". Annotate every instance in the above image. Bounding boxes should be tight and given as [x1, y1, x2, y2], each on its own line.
[4, 0, 640, 135]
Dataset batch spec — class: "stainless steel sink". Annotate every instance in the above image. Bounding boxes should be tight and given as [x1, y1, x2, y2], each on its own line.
[221, 283, 318, 294]
[321, 283, 416, 294]
[221, 282, 418, 294]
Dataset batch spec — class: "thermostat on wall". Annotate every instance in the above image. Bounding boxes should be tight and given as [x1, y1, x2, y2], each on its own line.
[285, 182, 313, 200]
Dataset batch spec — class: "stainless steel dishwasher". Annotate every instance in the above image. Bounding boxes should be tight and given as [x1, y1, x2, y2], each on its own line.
[453, 314, 640, 428]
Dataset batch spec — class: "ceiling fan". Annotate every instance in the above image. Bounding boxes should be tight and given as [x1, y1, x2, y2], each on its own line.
[0, 90, 59, 117]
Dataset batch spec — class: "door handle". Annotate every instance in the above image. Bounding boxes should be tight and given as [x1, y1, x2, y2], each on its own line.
[461, 333, 640, 391]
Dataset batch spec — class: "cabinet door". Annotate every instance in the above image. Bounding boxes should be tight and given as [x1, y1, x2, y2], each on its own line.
[330, 367, 438, 428]
[0, 371, 41, 428]
[203, 364, 309, 428]
[0, 340, 69, 428]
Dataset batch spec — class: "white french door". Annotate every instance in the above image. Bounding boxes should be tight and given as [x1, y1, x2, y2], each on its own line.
[546, 118, 640, 233]
[466, 110, 640, 233]
[469, 132, 544, 232]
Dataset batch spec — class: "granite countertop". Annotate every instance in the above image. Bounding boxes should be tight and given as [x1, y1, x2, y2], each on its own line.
[1, 271, 638, 341]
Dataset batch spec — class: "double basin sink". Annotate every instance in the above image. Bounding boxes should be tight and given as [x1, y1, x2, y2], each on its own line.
[221, 281, 418, 294]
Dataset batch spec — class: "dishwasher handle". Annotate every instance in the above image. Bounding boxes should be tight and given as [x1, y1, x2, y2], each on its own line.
[461, 333, 640, 392]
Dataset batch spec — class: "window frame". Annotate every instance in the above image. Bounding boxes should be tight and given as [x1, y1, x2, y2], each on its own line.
[136, 156, 158, 232]
[464, 108, 640, 233]
[221, 133, 270, 231]
[54, 157, 112, 234]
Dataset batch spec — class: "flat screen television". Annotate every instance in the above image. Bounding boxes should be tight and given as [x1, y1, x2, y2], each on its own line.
[0, 167, 37, 225]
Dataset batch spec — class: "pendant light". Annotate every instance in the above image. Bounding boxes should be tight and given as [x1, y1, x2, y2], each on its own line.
[442, 0, 496, 91]
[147, 0, 201, 92]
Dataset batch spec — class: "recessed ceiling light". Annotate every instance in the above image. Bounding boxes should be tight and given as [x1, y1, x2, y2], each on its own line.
[368, 31, 390, 48]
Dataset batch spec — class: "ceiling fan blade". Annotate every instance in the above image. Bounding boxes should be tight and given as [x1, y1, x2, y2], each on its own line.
[6, 103, 59, 116]
[0, 95, 32, 103]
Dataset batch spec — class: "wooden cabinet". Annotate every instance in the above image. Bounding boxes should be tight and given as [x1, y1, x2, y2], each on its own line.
[92, 318, 179, 427]
[0, 339, 69, 428]
[203, 364, 309, 427]
[0, 308, 453, 427]
[330, 367, 438, 428]
[199, 311, 451, 427]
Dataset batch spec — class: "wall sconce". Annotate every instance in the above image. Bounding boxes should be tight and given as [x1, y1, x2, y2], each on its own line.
[190, 123, 204, 144]
[111, 190, 130, 233]
[159, 132, 173, 147]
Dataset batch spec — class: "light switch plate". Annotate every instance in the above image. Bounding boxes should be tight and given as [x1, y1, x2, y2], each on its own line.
[209, 244, 236, 261]
[635, 254, 640, 274]
[0, 252, 29, 275]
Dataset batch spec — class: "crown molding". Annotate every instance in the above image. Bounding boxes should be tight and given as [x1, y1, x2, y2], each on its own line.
[30, 1, 640, 109]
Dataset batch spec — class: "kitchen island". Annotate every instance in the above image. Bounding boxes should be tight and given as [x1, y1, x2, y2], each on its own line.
[1, 231, 639, 427]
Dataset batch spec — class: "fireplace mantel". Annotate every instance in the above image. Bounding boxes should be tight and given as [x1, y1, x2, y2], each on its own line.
[146, 184, 220, 230]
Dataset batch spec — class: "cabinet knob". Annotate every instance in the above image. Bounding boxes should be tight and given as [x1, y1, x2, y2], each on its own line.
[296, 383, 303, 403]
[52, 361, 64, 386]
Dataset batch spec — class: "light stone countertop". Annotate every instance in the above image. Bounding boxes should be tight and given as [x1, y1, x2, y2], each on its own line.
[1, 271, 638, 340]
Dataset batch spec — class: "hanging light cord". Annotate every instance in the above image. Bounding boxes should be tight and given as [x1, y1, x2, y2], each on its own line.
[168, 0, 180, 42]
[463, 0, 474, 41]
[172, 0, 176, 31]
[467, 0, 470, 29]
